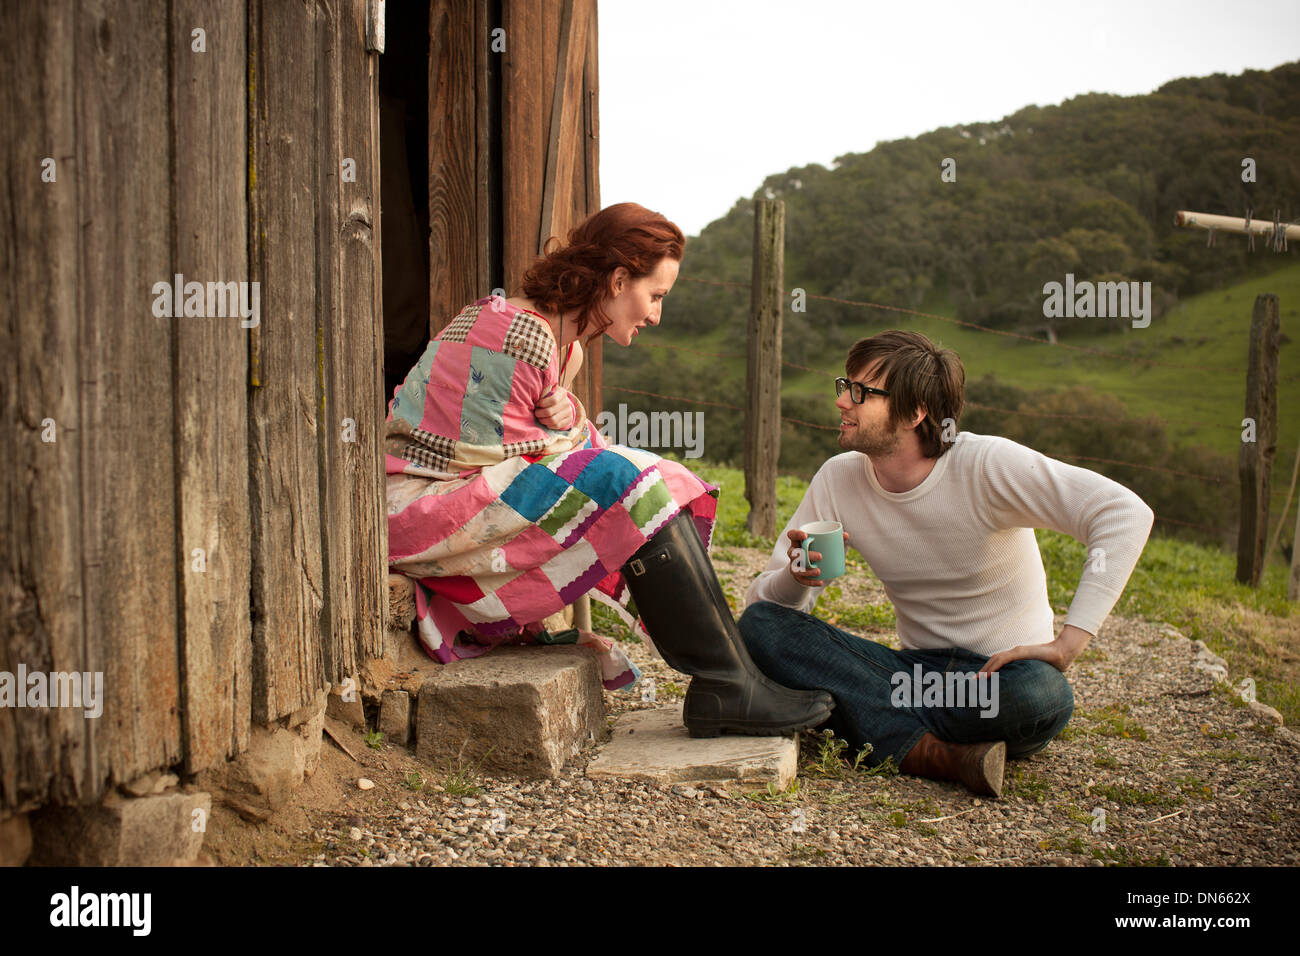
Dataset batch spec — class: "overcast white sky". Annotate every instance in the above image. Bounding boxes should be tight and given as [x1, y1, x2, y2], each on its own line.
[599, 0, 1299, 237]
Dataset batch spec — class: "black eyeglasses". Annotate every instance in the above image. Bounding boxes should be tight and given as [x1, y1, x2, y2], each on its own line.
[835, 377, 888, 404]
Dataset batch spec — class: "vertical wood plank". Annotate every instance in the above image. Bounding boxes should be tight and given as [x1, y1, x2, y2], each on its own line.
[556, 0, 590, 238]
[746, 199, 785, 538]
[76, 0, 183, 783]
[170, 0, 252, 773]
[538, 0, 585, 247]
[248, 0, 328, 722]
[363, 0, 389, 660]
[324, 0, 386, 679]
[0, 0, 92, 812]
[505, 0, 600, 409]
[582, 1, 599, 221]
[474, 0, 495, 299]
[537, 0, 561, 264]
[1236, 293, 1280, 586]
[429, 0, 482, 333]
[574, 0, 601, 419]
[501, 0, 546, 290]
[315, 0, 344, 681]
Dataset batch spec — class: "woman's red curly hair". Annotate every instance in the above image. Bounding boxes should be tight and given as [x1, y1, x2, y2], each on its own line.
[519, 202, 685, 342]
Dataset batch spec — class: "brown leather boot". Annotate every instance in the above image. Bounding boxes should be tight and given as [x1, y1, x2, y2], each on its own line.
[899, 732, 1006, 797]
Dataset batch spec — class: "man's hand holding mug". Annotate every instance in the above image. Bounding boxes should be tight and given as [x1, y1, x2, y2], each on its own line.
[786, 520, 849, 588]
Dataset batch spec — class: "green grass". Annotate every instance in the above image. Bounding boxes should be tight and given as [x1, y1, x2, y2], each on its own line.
[1092, 845, 1173, 867]
[435, 744, 494, 798]
[789, 843, 828, 861]
[800, 729, 875, 778]
[1006, 767, 1051, 804]
[1197, 724, 1238, 740]
[693, 467, 817, 550]
[815, 583, 897, 631]
[1035, 526, 1296, 622]
[1090, 782, 1183, 808]
[867, 795, 941, 832]
[1194, 748, 1260, 763]
[743, 779, 804, 803]
[1093, 750, 1119, 769]
[1035, 527, 1299, 726]
[1064, 805, 1096, 827]
[1072, 703, 1149, 741]
[1172, 773, 1215, 801]
[590, 599, 636, 643]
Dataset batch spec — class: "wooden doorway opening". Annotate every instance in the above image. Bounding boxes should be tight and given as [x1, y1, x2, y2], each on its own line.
[379, 0, 432, 399]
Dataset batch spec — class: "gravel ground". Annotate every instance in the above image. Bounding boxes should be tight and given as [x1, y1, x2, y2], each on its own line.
[267, 547, 1300, 868]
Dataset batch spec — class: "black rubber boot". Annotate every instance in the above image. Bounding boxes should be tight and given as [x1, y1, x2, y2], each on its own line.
[622, 511, 835, 738]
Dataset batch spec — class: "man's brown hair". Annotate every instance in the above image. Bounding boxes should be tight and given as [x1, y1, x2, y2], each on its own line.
[845, 330, 965, 458]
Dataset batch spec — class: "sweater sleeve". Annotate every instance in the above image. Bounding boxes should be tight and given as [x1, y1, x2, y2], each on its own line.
[977, 437, 1154, 636]
[744, 464, 838, 613]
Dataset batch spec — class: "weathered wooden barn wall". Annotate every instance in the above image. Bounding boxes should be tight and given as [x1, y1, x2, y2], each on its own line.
[247, 0, 386, 726]
[429, 0, 603, 417]
[0, 0, 387, 816]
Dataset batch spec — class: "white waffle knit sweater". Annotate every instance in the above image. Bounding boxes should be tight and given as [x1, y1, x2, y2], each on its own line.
[744, 433, 1155, 657]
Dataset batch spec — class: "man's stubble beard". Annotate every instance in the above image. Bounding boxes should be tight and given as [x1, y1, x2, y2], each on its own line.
[838, 419, 901, 458]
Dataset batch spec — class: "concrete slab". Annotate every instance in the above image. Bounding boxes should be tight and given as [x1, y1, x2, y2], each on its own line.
[415, 646, 604, 779]
[586, 706, 798, 789]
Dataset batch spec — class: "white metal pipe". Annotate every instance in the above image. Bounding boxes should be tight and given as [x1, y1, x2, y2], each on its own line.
[1174, 210, 1300, 240]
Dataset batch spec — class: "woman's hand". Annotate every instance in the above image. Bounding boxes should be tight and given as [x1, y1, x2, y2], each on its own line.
[535, 386, 576, 431]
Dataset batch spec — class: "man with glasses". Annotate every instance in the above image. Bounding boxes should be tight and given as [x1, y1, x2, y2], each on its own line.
[739, 330, 1154, 796]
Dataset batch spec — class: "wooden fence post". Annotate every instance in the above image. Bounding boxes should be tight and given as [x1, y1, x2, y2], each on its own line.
[1236, 294, 1279, 586]
[1290, 498, 1300, 601]
[745, 199, 784, 538]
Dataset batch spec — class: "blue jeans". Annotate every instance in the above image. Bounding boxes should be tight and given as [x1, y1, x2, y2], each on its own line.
[740, 601, 1074, 767]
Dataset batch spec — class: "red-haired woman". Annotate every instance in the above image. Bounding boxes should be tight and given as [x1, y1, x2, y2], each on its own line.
[385, 203, 832, 738]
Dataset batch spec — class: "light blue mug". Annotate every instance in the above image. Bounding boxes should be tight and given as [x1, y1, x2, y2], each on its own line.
[800, 520, 845, 581]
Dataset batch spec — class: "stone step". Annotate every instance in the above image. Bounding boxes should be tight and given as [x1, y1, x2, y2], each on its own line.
[29, 790, 212, 866]
[384, 574, 604, 776]
[415, 646, 604, 779]
[586, 705, 798, 789]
